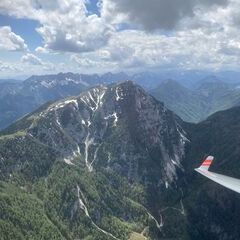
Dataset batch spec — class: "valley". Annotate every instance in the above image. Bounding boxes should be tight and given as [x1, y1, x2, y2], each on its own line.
[151, 79, 240, 123]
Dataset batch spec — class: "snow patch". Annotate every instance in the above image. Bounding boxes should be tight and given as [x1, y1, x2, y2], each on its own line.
[41, 80, 53, 88]
[80, 88, 106, 112]
[73, 145, 81, 157]
[49, 98, 79, 111]
[64, 158, 75, 166]
[177, 126, 190, 143]
[104, 112, 118, 126]
[65, 99, 79, 109]
[77, 185, 90, 217]
[88, 144, 102, 172]
[116, 87, 123, 101]
[56, 114, 61, 127]
[84, 132, 94, 172]
[65, 77, 89, 87]
[64, 146, 80, 166]
[171, 159, 178, 166]
[87, 120, 91, 127]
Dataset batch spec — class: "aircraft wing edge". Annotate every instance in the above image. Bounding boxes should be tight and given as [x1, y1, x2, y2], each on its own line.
[195, 156, 240, 194]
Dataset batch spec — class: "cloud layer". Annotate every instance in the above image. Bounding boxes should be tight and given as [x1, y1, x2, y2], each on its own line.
[0, 0, 113, 53]
[101, 0, 228, 30]
[1, 0, 240, 77]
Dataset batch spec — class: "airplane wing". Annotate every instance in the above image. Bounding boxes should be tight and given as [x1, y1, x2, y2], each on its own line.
[195, 156, 240, 194]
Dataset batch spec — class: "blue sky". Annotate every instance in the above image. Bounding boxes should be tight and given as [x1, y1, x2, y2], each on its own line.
[0, 0, 240, 79]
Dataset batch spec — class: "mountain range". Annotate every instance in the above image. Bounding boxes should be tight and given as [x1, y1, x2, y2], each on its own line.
[1, 81, 240, 239]
[0, 72, 167, 130]
[150, 79, 240, 122]
[3, 71, 240, 130]
[0, 72, 125, 130]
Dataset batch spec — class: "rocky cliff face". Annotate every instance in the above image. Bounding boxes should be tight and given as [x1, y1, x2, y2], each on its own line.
[25, 81, 187, 185]
[0, 81, 189, 239]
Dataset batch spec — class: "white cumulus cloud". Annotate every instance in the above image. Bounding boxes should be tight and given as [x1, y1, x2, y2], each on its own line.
[35, 46, 49, 53]
[0, 0, 114, 53]
[1, 0, 240, 74]
[21, 53, 43, 65]
[21, 53, 55, 70]
[0, 26, 28, 51]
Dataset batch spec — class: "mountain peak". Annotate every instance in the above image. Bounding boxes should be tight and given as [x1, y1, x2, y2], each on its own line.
[2, 81, 188, 186]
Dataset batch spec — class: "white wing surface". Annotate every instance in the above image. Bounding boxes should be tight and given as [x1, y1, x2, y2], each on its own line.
[195, 156, 240, 194]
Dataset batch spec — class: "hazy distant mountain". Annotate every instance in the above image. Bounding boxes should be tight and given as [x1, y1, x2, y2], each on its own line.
[0, 71, 168, 130]
[0, 79, 22, 84]
[100, 72, 129, 84]
[2, 71, 240, 130]
[150, 80, 207, 122]
[151, 79, 240, 122]
[0, 73, 91, 130]
[0, 72, 131, 130]
[1, 81, 240, 239]
[131, 72, 165, 89]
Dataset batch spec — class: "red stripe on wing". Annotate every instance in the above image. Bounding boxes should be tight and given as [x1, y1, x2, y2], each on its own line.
[202, 160, 213, 166]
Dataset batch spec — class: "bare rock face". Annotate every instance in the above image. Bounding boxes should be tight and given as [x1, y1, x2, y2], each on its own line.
[26, 81, 188, 187]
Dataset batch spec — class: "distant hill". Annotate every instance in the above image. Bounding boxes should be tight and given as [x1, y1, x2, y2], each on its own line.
[150, 79, 240, 122]
[2, 71, 240, 130]
[0, 72, 131, 130]
[0, 79, 22, 83]
[0, 71, 168, 130]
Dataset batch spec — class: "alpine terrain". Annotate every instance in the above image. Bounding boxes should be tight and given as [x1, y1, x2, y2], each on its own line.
[0, 72, 134, 130]
[1, 81, 240, 239]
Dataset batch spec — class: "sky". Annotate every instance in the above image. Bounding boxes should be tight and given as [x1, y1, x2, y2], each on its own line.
[0, 0, 240, 78]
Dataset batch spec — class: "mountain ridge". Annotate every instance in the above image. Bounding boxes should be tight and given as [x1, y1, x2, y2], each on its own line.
[151, 79, 240, 123]
[0, 81, 189, 239]
[3, 71, 240, 130]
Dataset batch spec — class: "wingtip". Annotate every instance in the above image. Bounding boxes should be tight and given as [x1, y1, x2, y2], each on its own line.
[198, 155, 214, 171]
